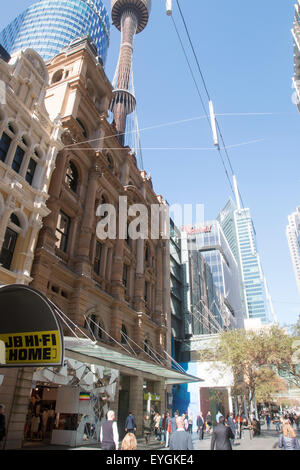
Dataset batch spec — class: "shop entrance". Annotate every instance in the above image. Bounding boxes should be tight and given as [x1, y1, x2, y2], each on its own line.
[118, 375, 130, 439]
[24, 383, 57, 445]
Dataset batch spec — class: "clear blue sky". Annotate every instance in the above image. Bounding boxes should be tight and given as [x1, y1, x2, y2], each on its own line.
[1, 0, 300, 326]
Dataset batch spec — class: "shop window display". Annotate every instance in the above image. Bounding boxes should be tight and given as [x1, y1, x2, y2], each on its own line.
[23, 359, 119, 448]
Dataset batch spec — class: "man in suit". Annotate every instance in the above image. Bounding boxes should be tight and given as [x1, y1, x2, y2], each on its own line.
[197, 412, 205, 440]
[169, 417, 194, 450]
[211, 416, 235, 450]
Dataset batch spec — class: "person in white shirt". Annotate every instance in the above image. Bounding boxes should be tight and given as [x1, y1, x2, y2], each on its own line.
[100, 410, 119, 450]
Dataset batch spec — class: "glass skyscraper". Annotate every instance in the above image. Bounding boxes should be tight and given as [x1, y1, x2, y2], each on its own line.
[218, 198, 276, 325]
[187, 220, 244, 329]
[0, 0, 110, 63]
[286, 206, 300, 295]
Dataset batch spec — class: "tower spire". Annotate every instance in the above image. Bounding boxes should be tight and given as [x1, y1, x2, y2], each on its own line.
[110, 0, 151, 146]
[232, 175, 241, 211]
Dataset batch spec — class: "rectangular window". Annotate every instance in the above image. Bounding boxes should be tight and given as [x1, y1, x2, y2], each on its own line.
[12, 146, 25, 173]
[123, 264, 128, 288]
[25, 158, 37, 185]
[55, 211, 71, 253]
[0, 227, 18, 270]
[0, 132, 12, 162]
[94, 241, 102, 275]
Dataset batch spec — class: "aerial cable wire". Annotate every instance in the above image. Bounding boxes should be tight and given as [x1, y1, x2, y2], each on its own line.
[170, 13, 235, 196]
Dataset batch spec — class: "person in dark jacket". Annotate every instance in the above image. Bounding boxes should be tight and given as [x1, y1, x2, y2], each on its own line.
[197, 412, 205, 440]
[0, 405, 6, 443]
[211, 416, 235, 450]
[125, 412, 136, 434]
[169, 417, 193, 450]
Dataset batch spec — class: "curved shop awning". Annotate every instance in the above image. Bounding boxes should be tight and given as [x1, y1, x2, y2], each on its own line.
[64, 337, 202, 385]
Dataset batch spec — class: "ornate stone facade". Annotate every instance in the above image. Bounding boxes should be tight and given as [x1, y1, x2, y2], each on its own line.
[0, 48, 62, 449]
[29, 37, 172, 437]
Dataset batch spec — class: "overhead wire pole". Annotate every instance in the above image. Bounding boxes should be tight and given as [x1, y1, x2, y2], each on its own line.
[171, 0, 278, 325]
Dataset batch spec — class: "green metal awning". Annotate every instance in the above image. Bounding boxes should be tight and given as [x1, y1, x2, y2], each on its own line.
[64, 337, 202, 385]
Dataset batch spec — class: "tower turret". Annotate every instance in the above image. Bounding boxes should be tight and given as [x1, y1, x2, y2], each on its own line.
[110, 0, 151, 145]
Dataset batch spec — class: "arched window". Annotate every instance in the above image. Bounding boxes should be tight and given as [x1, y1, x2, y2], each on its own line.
[0, 132, 12, 163]
[144, 338, 153, 358]
[76, 118, 88, 138]
[52, 69, 64, 84]
[65, 161, 79, 193]
[94, 240, 102, 275]
[84, 314, 104, 340]
[0, 122, 17, 164]
[106, 154, 114, 171]
[145, 245, 150, 265]
[121, 324, 128, 344]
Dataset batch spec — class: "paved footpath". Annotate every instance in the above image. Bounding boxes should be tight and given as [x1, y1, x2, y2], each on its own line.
[189, 424, 300, 451]
[18, 424, 300, 451]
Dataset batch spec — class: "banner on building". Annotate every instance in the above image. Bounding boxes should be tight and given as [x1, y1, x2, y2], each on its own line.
[0, 284, 64, 367]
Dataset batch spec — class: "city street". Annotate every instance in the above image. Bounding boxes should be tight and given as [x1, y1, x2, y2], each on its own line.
[19, 424, 300, 451]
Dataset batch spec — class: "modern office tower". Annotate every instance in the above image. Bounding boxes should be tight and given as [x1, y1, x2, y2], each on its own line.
[109, 0, 151, 148]
[286, 207, 300, 294]
[0, 0, 110, 63]
[218, 180, 276, 325]
[170, 219, 185, 362]
[181, 231, 229, 340]
[292, 0, 300, 112]
[186, 220, 244, 329]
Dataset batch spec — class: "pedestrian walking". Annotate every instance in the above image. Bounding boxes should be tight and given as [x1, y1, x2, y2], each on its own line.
[121, 432, 137, 450]
[0, 405, 6, 444]
[278, 420, 300, 450]
[251, 418, 261, 437]
[100, 410, 119, 450]
[211, 416, 235, 451]
[197, 412, 205, 440]
[125, 412, 136, 434]
[170, 411, 179, 435]
[161, 412, 169, 444]
[143, 414, 151, 446]
[165, 412, 171, 448]
[182, 412, 189, 431]
[216, 410, 223, 424]
[169, 417, 194, 450]
[273, 415, 281, 432]
[206, 411, 212, 434]
[188, 413, 193, 434]
[266, 414, 271, 431]
[154, 411, 162, 441]
[226, 413, 236, 446]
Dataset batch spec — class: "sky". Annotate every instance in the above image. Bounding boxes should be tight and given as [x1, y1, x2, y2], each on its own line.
[1, 0, 300, 327]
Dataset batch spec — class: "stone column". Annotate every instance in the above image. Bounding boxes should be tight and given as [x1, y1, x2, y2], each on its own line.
[134, 238, 145, 313]
[76, 168, 101, 277]
[0, 367, 34, 450]
[154, 379, 166, 415]
[76, 167, 100, 265]
[129, 375, 144, 438]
